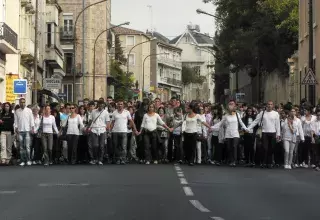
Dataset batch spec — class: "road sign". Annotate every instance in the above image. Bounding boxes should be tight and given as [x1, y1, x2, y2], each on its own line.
[301, 68, 318, 85]
[13, 79, 27, 94]
[235, 93, 245, 103]
[43, 78, 61, 90]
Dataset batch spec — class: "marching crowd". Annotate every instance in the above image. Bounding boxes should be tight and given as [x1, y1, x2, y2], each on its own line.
[0, 96, 319, 171]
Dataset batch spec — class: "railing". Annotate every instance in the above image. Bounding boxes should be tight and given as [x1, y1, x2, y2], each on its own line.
[60, 27, 74, 40]
[160, 77, 182, 86]
[158, 57, 182, 68]
[0, 22, 18, 49]
[20, 38, 35, 56]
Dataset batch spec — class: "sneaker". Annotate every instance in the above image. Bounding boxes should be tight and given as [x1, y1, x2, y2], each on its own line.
[189, 162, 194, 166]
[303, 164, 309, 168]
[284, 165, 288, 169]
[145, 161, 150, 165]
[32, 161, 37, 165]
[154, 160, 158, 164]
[295, 164, 299, 168]
[44, 163, 49, 166]
[215, 162, 221, 166]
[37, 161, 42, 165]
[27, 161, 32, 166]
[89, 160, 95, 165]
[98, 161, 103, 165]
[49, 162, 53, 165]
[19, 162, 26, 166]
[311, 164, 316, 168]
[178, 160, 183, 164]
[120, 161, 126, 165]
[116, 160, 121, 165]
[288, 165, 292, 169]
[315, 167, 320, 171]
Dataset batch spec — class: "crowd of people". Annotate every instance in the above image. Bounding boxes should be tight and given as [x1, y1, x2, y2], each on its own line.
[0, 96, 319, 171]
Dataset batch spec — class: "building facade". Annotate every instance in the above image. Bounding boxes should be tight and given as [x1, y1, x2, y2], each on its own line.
[150, 32, 182, 101]
[298, 0, 319, 105]
[170, 25, 215, 103]
[58, 0, 111, 102]
[112, 26, 152, 100]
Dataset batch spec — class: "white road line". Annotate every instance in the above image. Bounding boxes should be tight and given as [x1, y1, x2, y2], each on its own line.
[0, 191, 17, 194]
[183, 186, 194, 196]
[175, 167, 182, 171]
[179, 178, 188, 185]
[177, 173, 184, 177]
[211, 217, 225, 220]
[189, 200, 210, 212]
[38, 183, 89, 187]
[176, 171, 183, 174]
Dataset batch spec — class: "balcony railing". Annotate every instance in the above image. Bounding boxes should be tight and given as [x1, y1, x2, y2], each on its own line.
[158, 57, 182, 69]
[60, 27, 74, 40]
[0, 22, 18, 49]
[160, 77, 182, 87]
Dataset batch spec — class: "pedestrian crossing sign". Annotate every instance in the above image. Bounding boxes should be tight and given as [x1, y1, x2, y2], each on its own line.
[301, 68, 318, 85]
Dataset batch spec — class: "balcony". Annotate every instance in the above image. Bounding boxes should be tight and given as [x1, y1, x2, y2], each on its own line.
[158, 57, 182, 69]
[160, 77, 182, 87]
[60, 27, 74, 40]
[22, 0, 36, 14]
[46, 44, 65, 72]
[20, 38, 38, 65]
[0, 23, 18, 54]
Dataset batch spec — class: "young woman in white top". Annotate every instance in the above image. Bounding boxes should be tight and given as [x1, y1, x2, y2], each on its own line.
[311, 110, 320, 171]
[41, 105, 59, 166]
[30, 106, 41, 165]
[140, 103, 172, 165]
[300, 107, 316, 168]
[282, 111, 304, 169]
[65, 104, 84, 165]
[196, 106, 207, 164]
[182, 102, 211, 166]
[220, 100, 247, 167]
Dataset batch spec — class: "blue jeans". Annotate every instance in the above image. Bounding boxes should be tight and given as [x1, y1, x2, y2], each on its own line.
[19, 132, 31, 162]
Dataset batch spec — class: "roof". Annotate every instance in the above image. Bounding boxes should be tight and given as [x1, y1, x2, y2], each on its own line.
[169, 30, 214, 45]
[112, 26, 145, 35]
[151, 31, 169, 43]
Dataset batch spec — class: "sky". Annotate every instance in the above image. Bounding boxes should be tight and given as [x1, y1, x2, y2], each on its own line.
[111, 0, 216, 40]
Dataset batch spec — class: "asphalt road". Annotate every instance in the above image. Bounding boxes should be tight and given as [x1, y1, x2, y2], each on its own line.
[0, 164, 320, 220]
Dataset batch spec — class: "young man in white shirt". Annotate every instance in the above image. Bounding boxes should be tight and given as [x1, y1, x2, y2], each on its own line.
[14, 98, 35, 166]
[110, 100, 138, 165]
[247, 101, 281, 168]
[88, 101, 110, 165]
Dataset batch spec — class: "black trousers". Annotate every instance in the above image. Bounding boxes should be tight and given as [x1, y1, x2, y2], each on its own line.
[78, 135, 88, 162]
[167, 134, 174, 161]
[173, 134, 183, 161]
[212, 136, 222, 162]
[67, 135, 79, 163]
[183, 132, 197, 163]
[262, 132, 276, 165]
[31, 134, 42, 161]
[302, 136, 314, 164]
[226, 138, 239, 164]
[243, 133, 255, 164]
[143, 130, 158, 161]
[274, 141, 284, 165]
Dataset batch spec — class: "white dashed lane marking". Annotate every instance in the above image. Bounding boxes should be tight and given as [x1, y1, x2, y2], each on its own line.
[211, 217, 225, 220]
[179, 177, 188, 185]
[183, 186, 194, 196]
[38, 183, 89, 187]
[0, 191, 17, 194]
[189, 200, 210, 212]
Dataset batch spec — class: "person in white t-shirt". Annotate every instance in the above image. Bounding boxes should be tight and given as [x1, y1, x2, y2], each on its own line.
[111, 100, 137, 165]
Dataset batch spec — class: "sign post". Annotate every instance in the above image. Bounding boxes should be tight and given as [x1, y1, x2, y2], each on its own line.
[301, 68, 318, 85]
[13, 79, 28, 95]
[43, 78, 62, 90]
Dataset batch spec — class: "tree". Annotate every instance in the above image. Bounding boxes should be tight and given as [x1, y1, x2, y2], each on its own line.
[182, 66, 206, 85]
[109, 35, 134, 100]
[203, 0, 298, 74]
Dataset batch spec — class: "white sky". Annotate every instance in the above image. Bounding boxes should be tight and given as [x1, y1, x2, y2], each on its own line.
[111, 0, 216, 39]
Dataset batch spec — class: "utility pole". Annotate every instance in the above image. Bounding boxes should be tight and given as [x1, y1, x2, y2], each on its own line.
[308, 0, 315, 105]
[33, 0, 39, 105]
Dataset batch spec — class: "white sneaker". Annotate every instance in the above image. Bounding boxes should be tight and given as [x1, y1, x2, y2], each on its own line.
[37, 161, 42, 165]
[19, 162, 25, 166]
[284, 165, 289, 169]
[311, 164, 316, 168]
[295, 164, 299, 168]
[27, 161, 32, 166]
[98, 161, 103, 165]
[154, 160, 158, 164]
[145, 161, 150, 165]
[32, 161, 37, 165]
[288, 165, 292, 169]
[303, 164, 309, 168]
[89, 160, 95, 165]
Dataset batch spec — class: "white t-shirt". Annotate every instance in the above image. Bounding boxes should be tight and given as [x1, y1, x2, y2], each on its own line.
[184, 114, 205, 134]
[66, 114, 84, 135]
[111, 109, 132, 133]
[141, 113, 165, 131]
[42, 115, 59, 134]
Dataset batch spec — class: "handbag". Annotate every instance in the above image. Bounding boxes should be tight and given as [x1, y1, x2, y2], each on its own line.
[37, 116, 43, 138]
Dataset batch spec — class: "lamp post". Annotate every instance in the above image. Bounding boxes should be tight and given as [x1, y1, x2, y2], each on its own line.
[142, 52, 169, 97]
[72, 0, 108, 103]
[196, 9, 222, 20]
[92, 22, 130, 100]
[126, 37, 157, 99]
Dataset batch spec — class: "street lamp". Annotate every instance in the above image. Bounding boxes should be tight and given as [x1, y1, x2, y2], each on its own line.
[142, 52, 169, 97]
[196, 9, 221, 20]
[92, 22, 130, 100]
[72, 0, 108, 103]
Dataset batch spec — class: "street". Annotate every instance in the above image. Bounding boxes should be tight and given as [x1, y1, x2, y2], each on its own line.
[1, 165, 320, 220]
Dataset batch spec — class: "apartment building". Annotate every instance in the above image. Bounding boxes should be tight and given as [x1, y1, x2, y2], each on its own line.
[149, 31, 183, 101]
[170, 25, 215, 103]
[58, 0, 111, 102]
[298, 0, 319, 104]
[112, 26, 152, 99]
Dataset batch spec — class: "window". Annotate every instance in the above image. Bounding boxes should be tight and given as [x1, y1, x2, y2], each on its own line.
[193, 66, 201, 76]
[126, 36, 135, 46]
[47, 23, 52, 46]
[128, 54, 135, 65]
[159, 66, 163, 77]
[61, 84, 73, 102]
[63, 14, 73, 36]
[65, 53, 73, 74]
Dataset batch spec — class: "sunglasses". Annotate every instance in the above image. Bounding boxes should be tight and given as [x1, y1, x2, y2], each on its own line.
[70, 107, 75, 109]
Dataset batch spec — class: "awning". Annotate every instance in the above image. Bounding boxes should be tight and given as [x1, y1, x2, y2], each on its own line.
[38, 89, 63, 102]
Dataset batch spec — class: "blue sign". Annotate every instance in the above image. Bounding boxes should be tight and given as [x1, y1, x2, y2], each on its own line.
[58, 93, 67, 97]
[13, 79, 27, 94]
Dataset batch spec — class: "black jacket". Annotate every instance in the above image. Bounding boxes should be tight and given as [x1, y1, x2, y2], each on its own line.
[0, 112, 14, 133]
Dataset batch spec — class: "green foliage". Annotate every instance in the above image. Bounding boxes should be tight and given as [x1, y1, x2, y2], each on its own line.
[203, 0, 298, 74]
[182, 66, 206, 85]
[109, 35, 134, 100]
